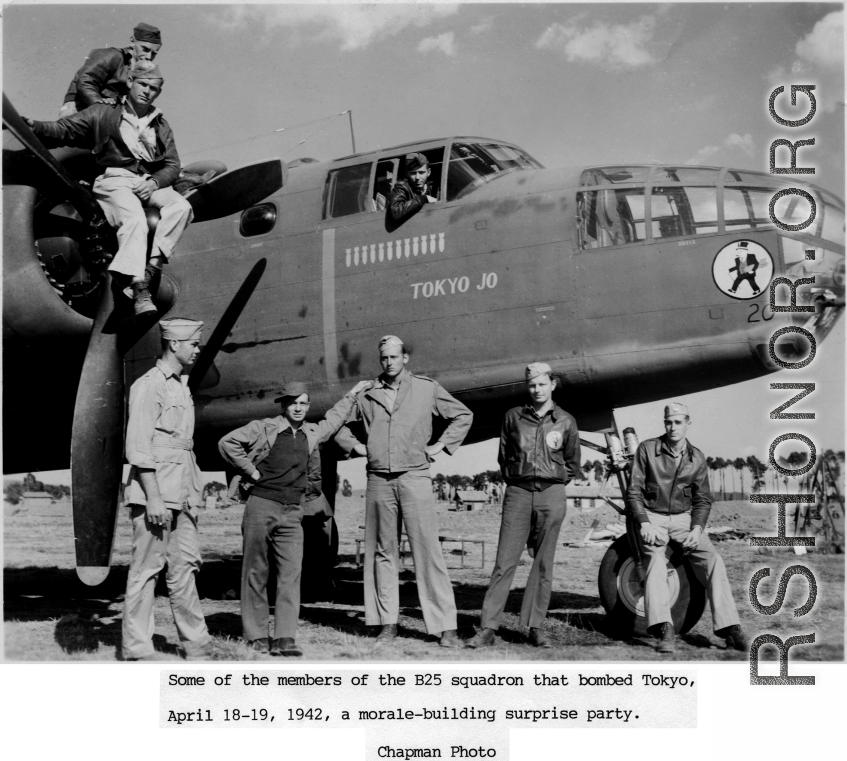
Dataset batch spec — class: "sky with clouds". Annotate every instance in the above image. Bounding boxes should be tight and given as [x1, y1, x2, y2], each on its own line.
[3, 2, 844, 485]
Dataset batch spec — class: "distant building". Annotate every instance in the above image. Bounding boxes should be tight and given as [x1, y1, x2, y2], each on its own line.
[454, 490, 489, 511]
[566, 484, 622, 511]
[22, 491, 52, 510]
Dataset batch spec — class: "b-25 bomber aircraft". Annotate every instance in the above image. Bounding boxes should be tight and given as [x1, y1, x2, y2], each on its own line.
[3, 97, 844, 632]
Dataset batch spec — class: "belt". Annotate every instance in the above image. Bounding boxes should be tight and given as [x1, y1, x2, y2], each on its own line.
[152, 434, 193, 450]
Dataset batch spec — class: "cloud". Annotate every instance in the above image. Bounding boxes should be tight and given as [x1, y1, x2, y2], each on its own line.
[535, 15, 659, 69]
[205, 4, 460, 51]
[417, 31, 456, 57]
[470, 16, 495, 35]
[685, 133, 755, 166]
[796, 10, 843, 71]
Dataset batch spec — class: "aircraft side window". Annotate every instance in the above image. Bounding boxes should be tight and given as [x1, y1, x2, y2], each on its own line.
[723, 188, 751, 231]
[325, 163, 372, 219]
[395, 147, 445, 201]
[821, 202, 845, 246]
[372, 159, 397, 213]
[651, 187, 717, 239]
[240, 203, 277, 237]
[577, 189, 644, 248]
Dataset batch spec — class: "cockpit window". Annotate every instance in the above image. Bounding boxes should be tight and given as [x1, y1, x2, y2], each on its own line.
[821, 202, 845, 246]
[579, 167, 651, 186]
[577, 188, 646, 248]
[651, 187, 718, 238]
[324, 163, 372, 219]
[652, 167, 720, 184]
[446, 142, 540, 201]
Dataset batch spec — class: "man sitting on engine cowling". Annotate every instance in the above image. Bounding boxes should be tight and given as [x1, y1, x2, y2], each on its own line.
[27, 61, 192, 317]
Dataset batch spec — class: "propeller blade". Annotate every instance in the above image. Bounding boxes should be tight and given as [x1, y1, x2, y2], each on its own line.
[71, 274, 125, 585]
[2, 94, 105, 225]
[184, 159, 286, 223]
[189, 258, 267, 393]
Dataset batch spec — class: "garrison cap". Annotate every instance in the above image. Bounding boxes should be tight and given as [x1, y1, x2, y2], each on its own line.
[525, 362, 553, 381]
[160, 318, 202, 341]
[274, 381, 310, 404]
[378, 335, 405, 352]
[405, 152, 428, 171]
[664, 402, 689, 418]
[129, 61, 163, 80]
[133, 23, 162, 44]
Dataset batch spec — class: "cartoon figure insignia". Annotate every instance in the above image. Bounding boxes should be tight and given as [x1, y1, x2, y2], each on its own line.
[711, 240, 774, 300]
[546, 430, 563, 450]
[728, 241, 760, 295]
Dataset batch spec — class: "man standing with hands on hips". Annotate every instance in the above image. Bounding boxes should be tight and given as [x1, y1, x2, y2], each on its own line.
[467, 362, 580, 649]
[627, 402, 749, 654]
[339, 336, 472, 647]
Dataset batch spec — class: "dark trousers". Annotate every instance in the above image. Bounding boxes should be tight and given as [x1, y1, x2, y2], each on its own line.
[241, 494, 303, 641]
[480, 484, 567, 630]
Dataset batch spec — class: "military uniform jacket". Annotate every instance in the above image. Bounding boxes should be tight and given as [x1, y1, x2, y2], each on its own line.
[64, 46, 132, 109]
[339, 370, 472, 473]
[499, 403, 580, 487]
[218, 394, 356, 514]
[626, 436, 713, 531]
[125, 360, 203, 510]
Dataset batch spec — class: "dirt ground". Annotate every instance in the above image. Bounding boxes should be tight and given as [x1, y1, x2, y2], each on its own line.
[3, 493, 843, 662]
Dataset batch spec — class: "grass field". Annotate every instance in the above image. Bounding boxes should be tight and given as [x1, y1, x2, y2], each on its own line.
[3, 493, 843, 662]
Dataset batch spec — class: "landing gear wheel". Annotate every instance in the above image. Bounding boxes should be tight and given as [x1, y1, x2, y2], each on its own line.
[598, 536, 706, 637]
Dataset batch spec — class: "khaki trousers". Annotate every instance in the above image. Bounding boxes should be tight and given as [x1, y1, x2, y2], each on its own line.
[480, 484, 567, 630]
[93, 172, 193, 280]
[364, 471, 457, 634]
[643, 511, 740, 631]
[122, 506, 209, 659]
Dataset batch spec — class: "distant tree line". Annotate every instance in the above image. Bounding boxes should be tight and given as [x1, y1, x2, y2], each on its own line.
[4, 473, 71, 505]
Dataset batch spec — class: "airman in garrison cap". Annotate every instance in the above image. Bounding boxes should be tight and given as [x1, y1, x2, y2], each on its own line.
[122, 317, 209, 660]
[468, 362, 580, 649]
[388, 152, 439, 223]
[627, 402, 749, 654]
[219, 377, 373, 656]
[60, 22, 163, 118]
[336, 335, 473, 648]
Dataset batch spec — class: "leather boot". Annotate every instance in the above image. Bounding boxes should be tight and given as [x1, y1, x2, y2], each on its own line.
[717, 624, 749, 652]
[438, 629, 462, 648]
[466, 628, 496, 649]
[655, 622, 676, 654]
[375, 624, 397, 643]
[131, 279, 156, 316]
[528, 627, 553, 649]
[270, 637, 303, 657]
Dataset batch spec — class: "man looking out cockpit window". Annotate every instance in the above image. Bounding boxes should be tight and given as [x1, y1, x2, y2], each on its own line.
[388, 152, 437, 224]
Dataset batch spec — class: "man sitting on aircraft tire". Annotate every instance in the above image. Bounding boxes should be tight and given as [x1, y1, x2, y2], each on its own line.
[218, 379, 373, 657]
[627, 402, 749, 654]
[58, 22, 162, 118]
[466, 363, 580, 650]
[336, 335, 473, 648]
[122, 318, 211, 661]
[26, 61, 192, 317]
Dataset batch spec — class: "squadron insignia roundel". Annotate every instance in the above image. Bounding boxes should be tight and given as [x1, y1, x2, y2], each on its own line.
[545, 431, 563, 450]
[711, 240, 774, 300]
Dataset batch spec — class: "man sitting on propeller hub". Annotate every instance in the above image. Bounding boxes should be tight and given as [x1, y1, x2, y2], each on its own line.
[26, 61, 192, 317]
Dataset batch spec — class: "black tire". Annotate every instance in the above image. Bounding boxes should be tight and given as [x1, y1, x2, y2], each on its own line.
[598, 535, 706, 637]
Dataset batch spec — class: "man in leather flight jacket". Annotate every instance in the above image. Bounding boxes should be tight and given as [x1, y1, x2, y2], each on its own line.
[59, 22, 162, 118]
[627, 402, 748, 654]
[467, 362, 580, 650]
[28, 61, 192, 317]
